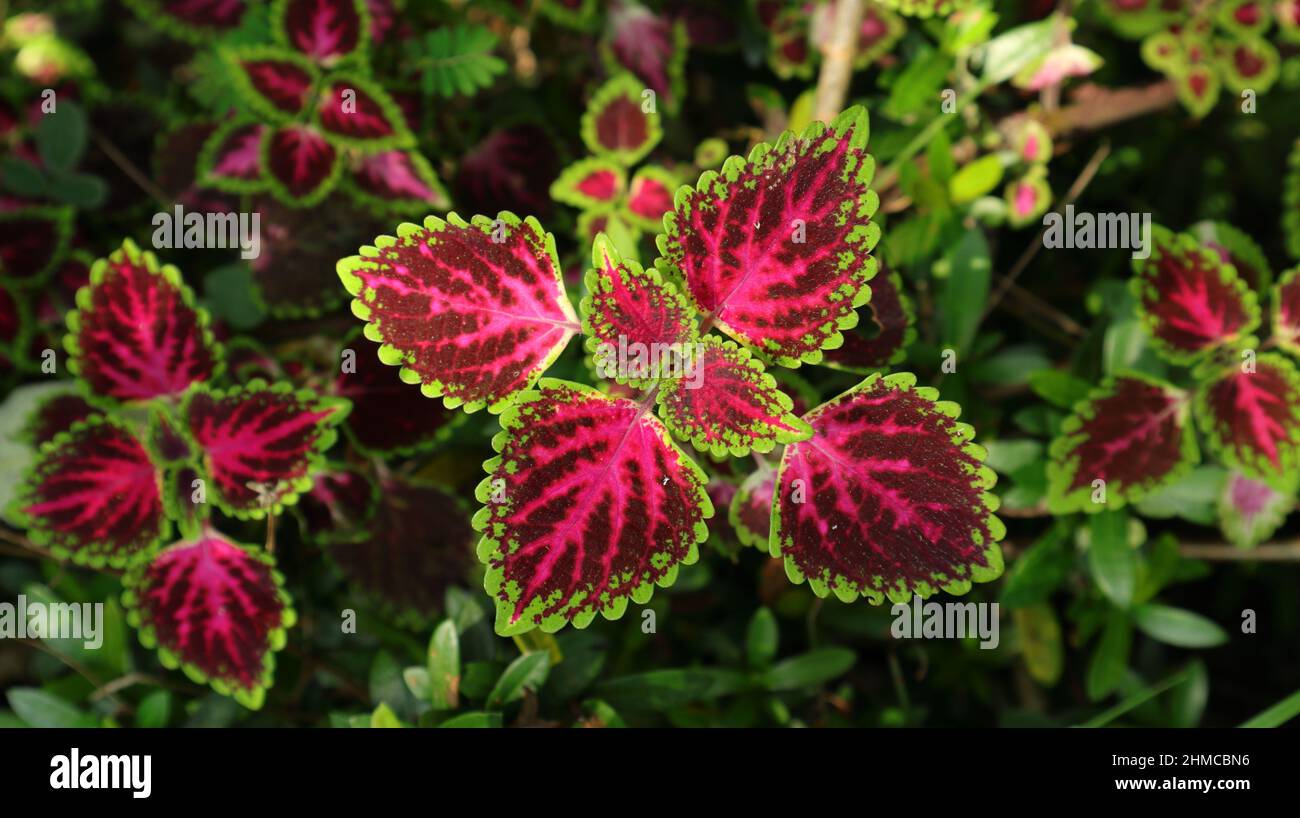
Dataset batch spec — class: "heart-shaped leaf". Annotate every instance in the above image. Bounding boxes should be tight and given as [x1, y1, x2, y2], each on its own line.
[123, 0, 249, 43]
[337, 211, 580, 413]
[11, 416, 168, 568]
[730, 464, 775, 550]
[580, 73, 663, 165]
[657, 106, 880, 367]
[330, 478, 476, 618]
[473, 379, 712, 635]
[344, 149, 451, 216]
[226, 48, 319, 120]
[123, 530, 295, 709]
[657, 335, 813, 458]
[264, 125, 341, 206]
[1273, 267, 1300, 357]
[551, 158, 627, 210]
[772, 372, 1003, 604]
[581, 234, 698, 387]
[1195, 354, 1300, 481]
[315, 75, 413, 149]
[67, 239, 222, 404]
[197, 120, 268, 194]
[1047, 374, 1199, 514]
[275, 0, 368, 64]
[1218, 471, 1296, 549]
[623, 166, 676, 232]
[1130, 226, 1259, 364]
[182, 380, 349, 519]
[334, 331, 459, 456]
[0, 206, 73, 287]
[821, 266, 915, 372]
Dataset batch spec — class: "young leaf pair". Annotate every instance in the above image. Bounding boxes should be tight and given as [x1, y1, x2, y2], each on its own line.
[1048, 224, 1300, 538]
[551, 73, 678, 248]
[11, 239, 347, 707]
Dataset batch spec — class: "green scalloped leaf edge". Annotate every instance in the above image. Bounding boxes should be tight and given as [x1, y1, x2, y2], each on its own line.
[64, 238, 227, 410]
[179, 377, 350, 520]
[471, 378, 713, 636]
[656, 335, 813, 459]
[656, 105, 881, 369]
[769, 370, 1005, 606]
[1046, 371, 1199, 515]
[121, 531, 297, 710]
[7, 414, 170, 570]
[336, 210, 578, 414]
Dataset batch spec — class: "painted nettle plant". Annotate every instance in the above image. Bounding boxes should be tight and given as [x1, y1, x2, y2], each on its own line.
[4, 0, 1300, 731]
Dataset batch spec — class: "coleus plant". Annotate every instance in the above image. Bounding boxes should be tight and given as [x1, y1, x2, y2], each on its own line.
[550, 73, 678, 252]
[337, 105, 1005, 635]
[753, 0, 905, 80]
[8, 239, 349, 708]
[164, 0, 450, 214]
[1102, 0, 1286, 117]
[1047, 223, 1300, 547]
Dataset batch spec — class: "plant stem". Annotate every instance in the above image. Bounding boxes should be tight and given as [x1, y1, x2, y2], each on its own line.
[812, 0, 865, 123]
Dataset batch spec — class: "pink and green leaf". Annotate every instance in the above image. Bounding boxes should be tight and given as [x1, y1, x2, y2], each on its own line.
[772, 372, 1003, 604]
[580, 73, 663, 165]
[122, 0, 249, 44]
[273, 0, 369, 64]
[333, 331, 460, 456]
[473, 379, 712, 635]
[1130, 226, 1260, 364]
[657, 105, 880, 367]
[1218, 470, 1296, 549]
[314, 75, 413, 150]
[623, 165, 677, 232]
[10, 416, 168, 568]
[122, 530, 295, 709]
[66, 239, 223, 404]
[330, 478, 476, 618]
[1195, 354, 1300, 481]
[1047, 373, 1199, 514]
[550, 158, 627, 210]
[580, 234, 698, 387]
[1217, 1, 1271, 37]
[1218, 38, 1280, 94]
[183, 379, 349, 519]
[656, 335, 813, 458]
[337, 211, 579, 413]
[224, 47, 320, 121]
[343, 149, 451, 217]
[821, 267, 916, 372]
[1273, 267, 1300, 357]
[196, 119, 268, 195]
[263, 124, 342, 207]
[730, 464, 775, 549]
[1173, 63, 1221, 118]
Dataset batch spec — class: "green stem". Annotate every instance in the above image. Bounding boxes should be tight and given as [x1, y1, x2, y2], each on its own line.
[512, 631, 564, 665]
[1075, 664, 1197, 728]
